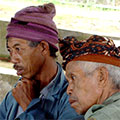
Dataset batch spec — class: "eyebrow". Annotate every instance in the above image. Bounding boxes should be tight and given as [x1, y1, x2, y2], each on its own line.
[66, 72, 71, 78]
[7, 43, 20, 50]
[12, 43, 20, 48]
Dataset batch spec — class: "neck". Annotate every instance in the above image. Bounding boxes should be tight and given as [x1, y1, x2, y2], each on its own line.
[34, 57, 58, 90]
[97, 81, 119, 104]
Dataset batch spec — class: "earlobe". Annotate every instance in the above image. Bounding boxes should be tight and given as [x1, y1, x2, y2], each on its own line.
[97, 66, 108, 87]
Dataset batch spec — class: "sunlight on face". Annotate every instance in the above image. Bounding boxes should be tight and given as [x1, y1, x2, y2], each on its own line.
[66, 61, 102, 114]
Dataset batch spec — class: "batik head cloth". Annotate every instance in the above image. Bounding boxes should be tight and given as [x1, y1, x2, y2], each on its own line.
[59, 35, 120, 69]
[6, 3, 58, 50]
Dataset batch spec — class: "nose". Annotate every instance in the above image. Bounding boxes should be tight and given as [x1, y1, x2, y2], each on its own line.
[10, 51, 19, 64]
[67, 83, 73, 96]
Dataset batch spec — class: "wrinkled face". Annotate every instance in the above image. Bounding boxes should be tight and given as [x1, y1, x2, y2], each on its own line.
[66, 61, 102, 114]
[7, 37, 44, 79]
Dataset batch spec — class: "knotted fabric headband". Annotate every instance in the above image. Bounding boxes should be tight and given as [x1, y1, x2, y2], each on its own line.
[59, 35, 120, 69]
[6, 3, 58, 50]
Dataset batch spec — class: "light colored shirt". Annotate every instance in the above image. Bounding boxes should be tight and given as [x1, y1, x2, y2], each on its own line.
[85, 92, 120, 120]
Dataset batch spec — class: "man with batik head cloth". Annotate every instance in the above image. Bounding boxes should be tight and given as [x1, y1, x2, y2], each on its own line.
[0, 3, 84, 120]
[59, 35, 120, 120]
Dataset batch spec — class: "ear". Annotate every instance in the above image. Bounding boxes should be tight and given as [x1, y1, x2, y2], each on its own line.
[97, 66, 109, 87]
[38, 41, 50, 55]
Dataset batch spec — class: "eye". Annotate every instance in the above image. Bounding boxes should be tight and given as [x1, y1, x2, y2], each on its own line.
[71, 74, 75, 80]
[15, 47, 20, 52]
[7, 48, 11, 53]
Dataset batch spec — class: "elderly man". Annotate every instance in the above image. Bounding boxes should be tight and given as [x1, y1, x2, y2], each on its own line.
[0, 3, 83, 120]
[59, 35, 120, 120]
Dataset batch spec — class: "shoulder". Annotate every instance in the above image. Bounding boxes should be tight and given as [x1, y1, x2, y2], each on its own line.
[0, 90, 16, 109]
[85, 102, 120, 120]
[86, 114, 111, 120]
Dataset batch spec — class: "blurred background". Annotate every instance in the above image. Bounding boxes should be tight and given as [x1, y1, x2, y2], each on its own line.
[0, 0, 120, 102]
[1, 0, 120, 36]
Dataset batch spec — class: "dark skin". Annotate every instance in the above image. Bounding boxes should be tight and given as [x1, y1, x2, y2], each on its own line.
[12, 78, 41, 111]
[7, 37, 58, 111]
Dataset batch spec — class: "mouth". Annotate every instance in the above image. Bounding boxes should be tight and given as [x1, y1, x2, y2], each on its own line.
[13, 65, 24, 76]
[69, 98, 77, 105]
[16, 69, 24, 76]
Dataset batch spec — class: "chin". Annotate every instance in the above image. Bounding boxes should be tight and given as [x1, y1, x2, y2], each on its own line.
[21, 74, 32, 79]
[75, 109, 82, 115]
[72, 105, 84, 115]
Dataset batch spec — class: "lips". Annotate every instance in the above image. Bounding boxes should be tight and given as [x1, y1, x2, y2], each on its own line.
[13, 65, 24, 75]
[16, 69, 24, 75]
[69, 97, 77, 105]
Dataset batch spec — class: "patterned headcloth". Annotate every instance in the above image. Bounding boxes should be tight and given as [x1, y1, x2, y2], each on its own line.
[59, 35, 120, 69]
[6, 3, 58, 50]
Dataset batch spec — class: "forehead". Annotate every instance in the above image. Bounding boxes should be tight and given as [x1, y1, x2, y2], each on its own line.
[66, 61, 78, 69]
[7, 37, 28, 46]
[66, 61, 83, 74]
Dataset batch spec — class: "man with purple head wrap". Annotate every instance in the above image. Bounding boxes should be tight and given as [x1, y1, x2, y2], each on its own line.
[0, 3, 84, 120]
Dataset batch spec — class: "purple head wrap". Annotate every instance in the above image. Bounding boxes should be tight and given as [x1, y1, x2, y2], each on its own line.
[6, 3, 58, 50]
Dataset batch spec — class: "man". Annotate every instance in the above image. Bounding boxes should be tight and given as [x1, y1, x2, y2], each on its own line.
[0, 3, 83, 120]
[59, 35, 120, 120]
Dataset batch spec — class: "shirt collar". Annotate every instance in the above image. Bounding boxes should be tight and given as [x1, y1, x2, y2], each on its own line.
[40, 62, 66, 97]
[103, 92, 120, 105]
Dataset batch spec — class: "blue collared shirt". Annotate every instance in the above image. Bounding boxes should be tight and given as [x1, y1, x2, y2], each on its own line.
[0, 63, 84, 120]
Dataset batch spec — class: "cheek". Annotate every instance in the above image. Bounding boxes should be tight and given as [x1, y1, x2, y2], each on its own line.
[87, 79, 102, 100]
[27, 60, 40, 72]
[72, 77, 103, 114]
[73, 90, 92, 114]
[23, 52, 39, 67]
[23, 56, 37, 73]
[73, 81, 83, 98]
[80, 85, 101, 107]
[73, 82, 95, 108]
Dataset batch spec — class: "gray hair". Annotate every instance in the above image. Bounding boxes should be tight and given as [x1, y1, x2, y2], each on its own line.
[27, 41, 57, 58]
[28, 41, 40, 47]
[75, 61, 120, 89]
